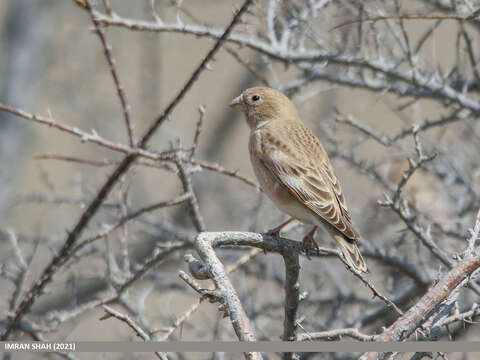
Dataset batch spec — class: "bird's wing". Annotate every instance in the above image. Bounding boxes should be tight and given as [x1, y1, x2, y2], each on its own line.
[260, 134, 359, 240]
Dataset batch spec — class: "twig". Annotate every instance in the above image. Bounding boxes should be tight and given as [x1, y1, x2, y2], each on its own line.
[332, 13, 479, 31]
[0, 0, 252, 339]
[83, 0, 135, 146]
[102, 0, 112, 15]
[298, 327, 376, 341]
[336, 250, 404, 316]
[156, 297, 202, 341]
[115, 242, 191, 299]
[94, 11, 480, 114]
[34, 152, 257, 189]
[9, 192, 120, 209]
[466, 208, 480, 254]
[189, 158, 259, 189]
[282, 249, 300, 342]
[336, 110, 463, 147]
[224, 46, 270, 86]
[391, 146, 436, 204]
[380, 196, 453, 269]
[195, 232, 261, 360]
[282, 248, 300, 359]
[34, 154, 118, 167]
[192, 232, 401, 344]
[360, 218, 480, 359]
[434, 302, 480, 328]
[336, 112, 393, 146]
[166, 248, 261, 341]
[5, 230, 28, 311]
[0, 104, 154, 158]
[71, 193, 192, 257]
[175, 159, 206, 232]
[190, 105, 205, 159]
[101, 305, 167, 360]
[362, 246, 430, 288]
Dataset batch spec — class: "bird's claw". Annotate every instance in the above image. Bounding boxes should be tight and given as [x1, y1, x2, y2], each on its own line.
[302, 230, 319, 260]
[266, 228, 281, 239]
[264, 226, 284, 255]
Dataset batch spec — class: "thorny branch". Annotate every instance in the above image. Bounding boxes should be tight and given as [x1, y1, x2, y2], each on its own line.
[193, 232, 261, 360]
[82, 0, 135, 146]
[2, 1, 480, 357]
[0, 105, 258, 189]
[184, 231, 402, 352]
[360, 210, 480, 359]
[0, 0, 252, 340]
[101, 306, 167, 360]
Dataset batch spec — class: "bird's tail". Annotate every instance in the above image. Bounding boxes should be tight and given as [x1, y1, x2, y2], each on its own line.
[333, 234, 368, 273]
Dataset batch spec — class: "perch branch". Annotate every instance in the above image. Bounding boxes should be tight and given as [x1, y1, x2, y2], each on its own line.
[195, 232, 262, 360]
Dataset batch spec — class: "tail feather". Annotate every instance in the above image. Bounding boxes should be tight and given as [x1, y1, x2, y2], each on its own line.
[334, 234, 368, 273]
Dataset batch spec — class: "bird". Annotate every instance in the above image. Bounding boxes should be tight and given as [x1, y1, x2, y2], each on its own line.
[229, 87, 368, 273]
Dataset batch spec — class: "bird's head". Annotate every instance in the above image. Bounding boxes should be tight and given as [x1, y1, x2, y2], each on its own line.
[229, 87, 297, 129]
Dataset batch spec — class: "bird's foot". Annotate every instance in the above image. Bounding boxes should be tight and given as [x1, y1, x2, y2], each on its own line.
[266, 217, 294, 237]
[263, 228, 281, 255]
[302, 226, 319, 260]
[266, 227, 282, 239]
[264, 218, 294, 254]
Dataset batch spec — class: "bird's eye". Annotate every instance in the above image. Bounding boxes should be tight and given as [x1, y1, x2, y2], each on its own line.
[252, 95, 260, 102]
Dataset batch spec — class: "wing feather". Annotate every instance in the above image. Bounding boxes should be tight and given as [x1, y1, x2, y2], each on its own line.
[260, 137, 359, 240]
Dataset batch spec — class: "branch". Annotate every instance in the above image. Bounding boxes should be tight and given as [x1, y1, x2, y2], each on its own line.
[83, 0, 135, 146]
[332, 13, 480, 31]
[190, 105, 205, 159]
[282, 249, 300, 360]
[0, 105, 258, 190]
[191, 231, 401, 353]
[360, 212, 480, 359]
[351, 285, 421, 328]
[95, 11, 480, 114]
[0, 104, 152, 158]
[101, 306, 166, 360]
[298, 328, 376, 341]
[336, 250, 404, 316]
[70, 193, 192, 256]
[0, 0, 252, 339]
[433, 302, 480, 328]
[175, 159, 206, 232]
[195, 232, 261, 360]
[336, 110, 463, 147]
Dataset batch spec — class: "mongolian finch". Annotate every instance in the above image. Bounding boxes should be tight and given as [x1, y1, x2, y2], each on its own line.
[230, 87, 368, 273]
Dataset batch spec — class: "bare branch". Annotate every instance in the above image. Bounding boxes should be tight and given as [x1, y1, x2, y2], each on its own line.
[282, 250, 300, 345]
[190, 105, 206, 159]
[83, 0, 135, 146]
[101, 306, 167, 360]
[298, 327, 376, 341]
[175, 159, 206, 233]
[360, 212, 480, 359]
[0, 0, 252, 338]
[194, 232, 261, 360]
[332, 12, 480, 32]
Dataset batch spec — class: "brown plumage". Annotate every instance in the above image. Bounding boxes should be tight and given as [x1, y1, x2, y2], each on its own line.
[230, 87, 368, 273]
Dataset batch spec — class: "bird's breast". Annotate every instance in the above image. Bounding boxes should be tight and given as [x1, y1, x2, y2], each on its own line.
[249, 132, 316, 225]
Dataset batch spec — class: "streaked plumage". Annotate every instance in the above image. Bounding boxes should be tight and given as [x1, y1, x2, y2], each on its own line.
[230, 87, 368, 273]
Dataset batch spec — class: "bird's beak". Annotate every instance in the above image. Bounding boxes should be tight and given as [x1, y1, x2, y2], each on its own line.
[229, 94, 243, 109]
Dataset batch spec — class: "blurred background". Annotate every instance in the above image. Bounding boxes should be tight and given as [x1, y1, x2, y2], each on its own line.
[1, 0, 480, 359]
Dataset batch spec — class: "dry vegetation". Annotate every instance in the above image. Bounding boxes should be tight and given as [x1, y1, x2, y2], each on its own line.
[1, 1, 480, 359]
